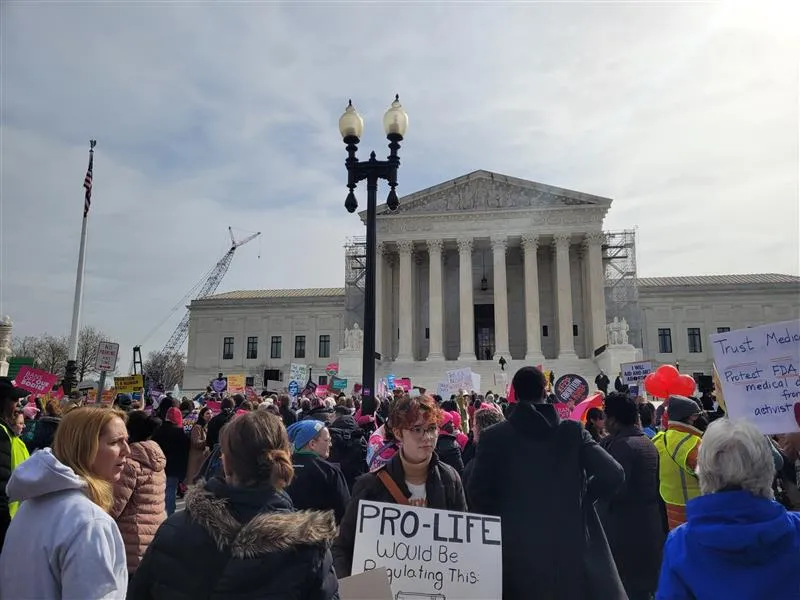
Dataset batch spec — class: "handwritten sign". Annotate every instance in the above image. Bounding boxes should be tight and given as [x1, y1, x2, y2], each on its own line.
[290, 363, 309, 387]
[95, 341, 119, 372]
[554, 374, 589, 405]
[352, 501, 502, 600]
[227, 374, 245, 394]
[446, 367, 473, 390]
[621, 360, 653, 385]
[15, 366, 58, 395]
[710, 320, 800, 434]
[114, 375, 144, 394]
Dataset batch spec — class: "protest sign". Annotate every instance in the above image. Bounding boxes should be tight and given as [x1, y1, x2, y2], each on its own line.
[95, 341, 119, 372]
[621, 361, 653, 385]
[114, 375, 144, 394]
[326, 362, 339, 377]
[338, 568, 392, 600]
[471, 372, 481, 393]
[394, 378, 412, 392]
[227, 374, 245, 394]
[446, 367, 473, 390]
[331, 376, 348, 391]
[554, 403, 571, 420]
[15, 366, 59, 395]
[710, 320, 800, 434]
[290, 363, 310, 387]
[352, 500, 502, 600]
[554, 374, 589, 405]
[288, 381, 301, 397]
[315, 384, 330, 398]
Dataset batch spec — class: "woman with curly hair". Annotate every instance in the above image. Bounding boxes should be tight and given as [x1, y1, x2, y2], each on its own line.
[333, 394, 467, 577]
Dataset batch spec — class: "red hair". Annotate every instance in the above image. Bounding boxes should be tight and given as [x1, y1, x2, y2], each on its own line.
[388, 394, 442, 433]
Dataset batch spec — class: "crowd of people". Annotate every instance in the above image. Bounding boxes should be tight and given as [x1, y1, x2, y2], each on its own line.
[0, 366, 798, 599]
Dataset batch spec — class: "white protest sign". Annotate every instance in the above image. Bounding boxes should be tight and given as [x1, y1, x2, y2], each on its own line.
[470, 372, 481, 393]
[710, 320, 800, 435]
[351, 500, 502, 600]
[95, 341, 119, 372]
[446, 367, 473, 390]
[289, 363, 309, 385]
[621, 360, 653, 385]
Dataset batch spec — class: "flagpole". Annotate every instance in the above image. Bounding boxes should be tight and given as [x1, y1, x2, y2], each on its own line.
[63, 140, 96, 395]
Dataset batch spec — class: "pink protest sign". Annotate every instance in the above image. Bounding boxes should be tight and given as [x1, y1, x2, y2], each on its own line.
[315, 384, 330, 398]
[394, 378, 412, 392]
[15, 367, 59, 395]
[205, 400, 222, 415]
[554, 403, 571, 420]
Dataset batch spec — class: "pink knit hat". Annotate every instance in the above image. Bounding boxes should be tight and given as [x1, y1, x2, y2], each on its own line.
[166, 407, 183, 428]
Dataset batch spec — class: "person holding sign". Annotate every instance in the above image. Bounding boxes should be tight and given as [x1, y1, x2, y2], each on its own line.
[333, 395, 467, 578]
[467, 366, 625, 600]
[657, 419, 800, 600]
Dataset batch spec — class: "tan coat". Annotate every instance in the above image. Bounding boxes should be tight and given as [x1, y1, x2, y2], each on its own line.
[111, 440, 166, 573]
[186, 424, 209, 483]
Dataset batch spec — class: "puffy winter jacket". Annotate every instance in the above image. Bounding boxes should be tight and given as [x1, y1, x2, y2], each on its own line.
[110, 440, 166, 573]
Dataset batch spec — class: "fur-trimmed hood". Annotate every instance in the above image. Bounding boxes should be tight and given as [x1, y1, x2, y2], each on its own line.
[186, 481, 337, 559]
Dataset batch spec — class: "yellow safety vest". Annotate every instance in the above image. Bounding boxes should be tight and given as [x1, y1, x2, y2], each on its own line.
[654, 428, 701, 506]
[1, 423, 30, 518]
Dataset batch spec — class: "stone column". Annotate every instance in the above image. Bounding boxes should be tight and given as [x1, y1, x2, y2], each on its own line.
[375, 242, 385, 360]
[457, 237, 476, 361]
[522, 234, 544, 363]
[553, 233, 577, 358]
[396, 240, 414, 361]
[0, 316, 12, 377]
[426, 239, 445, 361]
[584, 232, 608, 353]
[491, 235, 510, 360]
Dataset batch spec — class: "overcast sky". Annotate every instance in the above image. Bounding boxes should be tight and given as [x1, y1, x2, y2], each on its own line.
[1, 1, 797, 360]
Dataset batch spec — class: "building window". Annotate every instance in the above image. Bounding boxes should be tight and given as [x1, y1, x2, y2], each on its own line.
[245, 376, 255, 387]
[425, 327, 430, 339]
[319, 335, 331, 358]
[246, 336, 258, 360]
[319, 375, 328, 385]
[688, 327, 703, 353]
[270, 336, 281, 359]
[264, 369, 281, 382]
[542, 325, 549, 337]
[295, 336, 306, 359]
[657, 328, 672, 354]
[222, 337, 234, 360]
[716, 327, 730, 334]
[572, 324, 579, 337]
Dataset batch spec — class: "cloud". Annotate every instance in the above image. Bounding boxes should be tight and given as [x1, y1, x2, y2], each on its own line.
[1, 1, 797, 360]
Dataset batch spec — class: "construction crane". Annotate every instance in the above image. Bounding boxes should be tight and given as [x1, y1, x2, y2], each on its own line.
[133, 227, 261, 373]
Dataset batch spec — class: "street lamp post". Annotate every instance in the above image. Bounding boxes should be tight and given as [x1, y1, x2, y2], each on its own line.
[339, 95, 408, 409]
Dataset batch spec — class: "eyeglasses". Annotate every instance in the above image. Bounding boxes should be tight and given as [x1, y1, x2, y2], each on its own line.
[406, 425, 438, 438]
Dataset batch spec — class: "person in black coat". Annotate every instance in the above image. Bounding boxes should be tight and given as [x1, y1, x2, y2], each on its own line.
[130, 411, 338, 600]
[463, 407, 505, 509]
[595, 371, 610, 395]
[599, 392, 665, 600]
[333, 395, 467, 578]
[205, 397, 235, 451]
[278, 394, 297, 428]
[151, 408, 190, 515]
[467, 367, 625, 600]
[285, 420, 351, 524]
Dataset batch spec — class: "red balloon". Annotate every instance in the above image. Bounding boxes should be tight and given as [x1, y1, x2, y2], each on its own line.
[644, 372, 670, 399]
[654, 364, 680, 384]
[673, 374, 696, 397]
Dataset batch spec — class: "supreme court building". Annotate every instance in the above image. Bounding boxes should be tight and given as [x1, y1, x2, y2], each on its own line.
[183, 170, 800, 392]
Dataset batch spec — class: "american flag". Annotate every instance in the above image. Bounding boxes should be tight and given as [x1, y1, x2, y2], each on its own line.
[83, 144, 95, 217]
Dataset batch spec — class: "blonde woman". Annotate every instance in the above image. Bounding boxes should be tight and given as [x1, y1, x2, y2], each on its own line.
[0, 407, 131, 599]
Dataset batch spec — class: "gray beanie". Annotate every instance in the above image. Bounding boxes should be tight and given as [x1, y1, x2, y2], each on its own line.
[667, 395, 701, 422]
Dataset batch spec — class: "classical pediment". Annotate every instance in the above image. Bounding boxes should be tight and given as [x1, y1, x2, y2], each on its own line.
[373, 170, 612, 216]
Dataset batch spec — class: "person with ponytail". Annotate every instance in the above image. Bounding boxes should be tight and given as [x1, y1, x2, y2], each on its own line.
[129, 410, 339, 599]
[0, 406, 130, 599]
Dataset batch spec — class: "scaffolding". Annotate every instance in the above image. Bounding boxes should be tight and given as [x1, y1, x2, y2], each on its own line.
[602, 229, 642, 348]
[344, 236, 367, 330]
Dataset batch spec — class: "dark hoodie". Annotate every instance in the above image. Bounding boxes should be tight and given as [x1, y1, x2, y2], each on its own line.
[657, 490, 800, 600]
[467, 401, 625, 600]
[129, 478, 338, 599]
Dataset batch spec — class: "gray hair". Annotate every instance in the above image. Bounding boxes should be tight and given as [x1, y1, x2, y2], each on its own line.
[697, 418, 775, 499]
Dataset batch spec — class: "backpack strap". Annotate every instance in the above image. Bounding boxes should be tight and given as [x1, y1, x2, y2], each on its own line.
[377, 470, 410, 505]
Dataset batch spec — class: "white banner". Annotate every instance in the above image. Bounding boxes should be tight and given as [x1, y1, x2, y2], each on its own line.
[289, 363, 309, 385]
[710, 320, 800, 435]
[620, 360, 653, 385]
[446, 367, 473, 389]
[352, 501, 502, 600]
